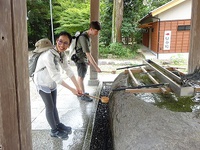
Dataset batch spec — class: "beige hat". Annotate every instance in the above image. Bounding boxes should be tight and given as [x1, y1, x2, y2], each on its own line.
[33, 38, 54, 53]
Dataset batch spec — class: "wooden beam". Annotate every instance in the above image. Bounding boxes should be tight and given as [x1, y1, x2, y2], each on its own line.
[138, 23, 152, 28]
[143, 60, 194, 96]
[0, 0, 32, 149]
[124, 68, 143, 74]
[194, 88, 200, 93]
[88, 0, 100, 86]
[147, 60, 182, 84]
[188, 0, 200, 73]
[128, 69, 139, 86]
[125, 88, 161, 93]
[141, 66, 158, 84]
[141, 66, 168, 94]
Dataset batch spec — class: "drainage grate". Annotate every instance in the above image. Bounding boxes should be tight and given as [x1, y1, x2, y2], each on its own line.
[90, 82, 113, 150]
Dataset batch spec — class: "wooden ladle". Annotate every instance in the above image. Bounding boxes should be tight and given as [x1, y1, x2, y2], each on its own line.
[84, 94, 109, 103]
[93, 70, 116, 74]
[101, 70, 116, 74]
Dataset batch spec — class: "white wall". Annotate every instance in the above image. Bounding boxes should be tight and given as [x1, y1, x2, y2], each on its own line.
[159, 0, 191, 21]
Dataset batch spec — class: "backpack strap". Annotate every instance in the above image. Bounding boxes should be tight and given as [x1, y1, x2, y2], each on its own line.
[75, 32, 89, 52]
[31, 66, 46, 77]
[32, 50, 56, 77]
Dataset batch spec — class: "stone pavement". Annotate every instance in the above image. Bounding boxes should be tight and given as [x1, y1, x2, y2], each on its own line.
[30, 63, 122, 150]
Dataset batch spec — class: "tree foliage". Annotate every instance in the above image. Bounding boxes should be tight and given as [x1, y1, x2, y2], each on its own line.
[27, 0, 51, 48]
[27, 0, 90, 48]
[122, 0, 148, 45]
[53, 0, 90, 35]
[99, 0, 113, 46]
[121, 0, 171, 45]
[26, 0, 172, 49]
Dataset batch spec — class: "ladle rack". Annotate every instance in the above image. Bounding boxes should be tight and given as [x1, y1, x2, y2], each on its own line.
[119, 59, 200, 97]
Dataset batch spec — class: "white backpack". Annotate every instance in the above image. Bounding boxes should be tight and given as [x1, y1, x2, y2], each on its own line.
[67, 31, 81, 62]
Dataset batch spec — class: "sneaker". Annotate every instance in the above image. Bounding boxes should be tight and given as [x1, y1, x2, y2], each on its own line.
[81, 95, 93, 102]
[77, 92, 89, 98]
[57, 123, 72, 134]
[84, 92, 89, 95]
[50, 128, 68, 140]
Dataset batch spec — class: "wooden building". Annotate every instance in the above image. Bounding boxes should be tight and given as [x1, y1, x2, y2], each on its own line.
[138, 0, 192, 59]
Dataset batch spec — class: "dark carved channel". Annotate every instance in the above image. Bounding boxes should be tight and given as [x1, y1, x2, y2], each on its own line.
[90, 82, 113, 150]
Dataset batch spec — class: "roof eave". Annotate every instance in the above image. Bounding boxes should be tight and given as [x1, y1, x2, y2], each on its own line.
[139, 0, 186, 24]
[138, 12, 153, 24]
[151, 0, 186, 16]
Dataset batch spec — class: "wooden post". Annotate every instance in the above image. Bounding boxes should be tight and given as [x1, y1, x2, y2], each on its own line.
[128, 69, 139, 86]
[0, 0, 32, 149]
[88, 0, 100, 86]
[188, 0, 200, 73]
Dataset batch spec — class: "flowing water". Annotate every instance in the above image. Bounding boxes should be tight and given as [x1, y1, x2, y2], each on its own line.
[130, 73, 200, 113]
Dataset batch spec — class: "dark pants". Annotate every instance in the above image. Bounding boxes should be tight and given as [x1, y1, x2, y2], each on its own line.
[76, 62, 88, 78]
[39, 89, 60, 130]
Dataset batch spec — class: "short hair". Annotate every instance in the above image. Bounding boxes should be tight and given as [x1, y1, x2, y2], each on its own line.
[56, 31, 72, 44]
[90, 21, 101, 30]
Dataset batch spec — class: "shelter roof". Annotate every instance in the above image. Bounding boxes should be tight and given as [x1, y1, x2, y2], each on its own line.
[138, 0, 186, 28]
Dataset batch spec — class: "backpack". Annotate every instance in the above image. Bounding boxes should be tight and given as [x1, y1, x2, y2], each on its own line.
[68, 31, 89, 63]
[29, 38, 54, 77]
[68, 31, 81, 60]
[28, 52, 45, 77]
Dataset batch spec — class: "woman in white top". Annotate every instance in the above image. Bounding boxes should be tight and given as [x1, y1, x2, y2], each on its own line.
[33, 32, 82, 140]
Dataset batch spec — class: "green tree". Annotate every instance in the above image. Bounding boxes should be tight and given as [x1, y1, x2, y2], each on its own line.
[100, 0, 112, 46]
[26, 0, 172, 50]
[112, 0, 124, 43]
[53, 0, 90, 35]
[121, 0, 171, 46]
[143, 0, 172, 9]
[27, 0, 51, 48]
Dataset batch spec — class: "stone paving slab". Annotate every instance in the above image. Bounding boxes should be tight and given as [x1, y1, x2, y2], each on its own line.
[30, 64, 120, 150]
[32, 129, 85, 150]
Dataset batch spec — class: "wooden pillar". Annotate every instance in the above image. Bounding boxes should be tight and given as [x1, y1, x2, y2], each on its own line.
[188, 0, 200, 73]
[0, 0, 32, 150]
[88, 0, 100, 86]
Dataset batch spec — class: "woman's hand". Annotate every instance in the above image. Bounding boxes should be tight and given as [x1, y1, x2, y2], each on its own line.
[77, 88, 83, 96]
[96, 67, 101, 73]
[70, 87, 83, 96]
[71, 88, 80, 96]
[69, 75, 83, 96]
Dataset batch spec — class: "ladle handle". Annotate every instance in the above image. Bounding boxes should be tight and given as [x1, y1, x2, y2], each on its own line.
[84, 94, 101, 100]
[93, 71, 116, 74]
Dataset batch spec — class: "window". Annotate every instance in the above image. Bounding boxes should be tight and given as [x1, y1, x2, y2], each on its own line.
[142, 29, 148, 33]
[177, 25, 190, 31]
